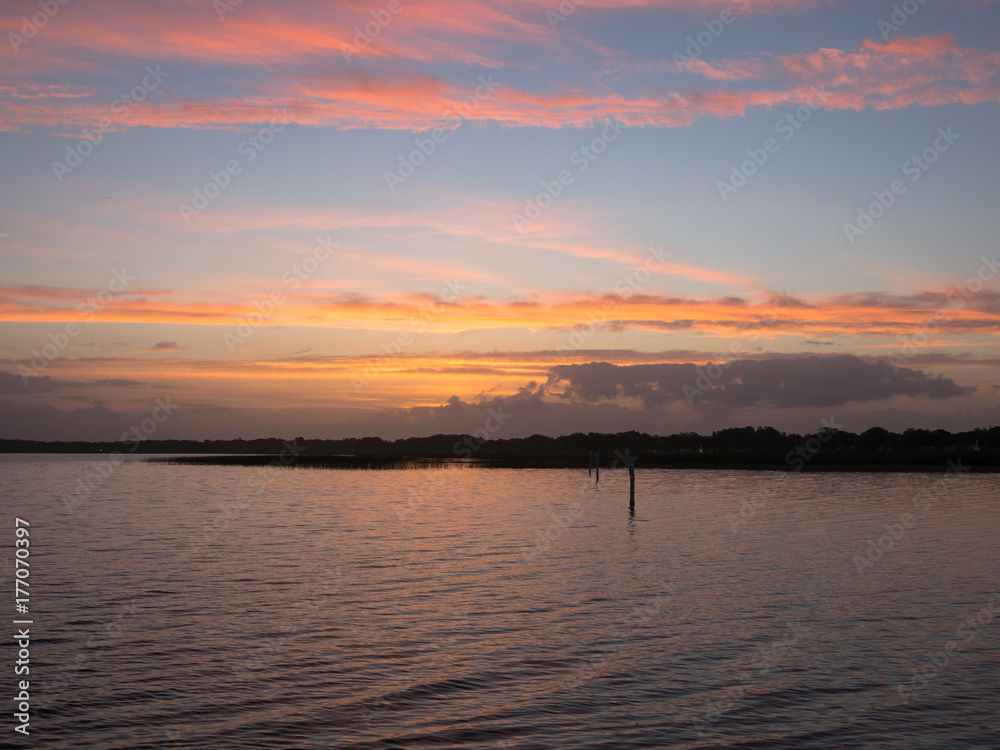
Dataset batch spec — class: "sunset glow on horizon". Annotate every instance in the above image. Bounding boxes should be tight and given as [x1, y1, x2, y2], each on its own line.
[2, 0, 999, 440]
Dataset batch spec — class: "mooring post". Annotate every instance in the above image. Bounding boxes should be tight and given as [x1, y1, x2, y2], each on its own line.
[628, 455, 635, 505]
[595, 448, 599, 484]
[588, 449, 592, 476]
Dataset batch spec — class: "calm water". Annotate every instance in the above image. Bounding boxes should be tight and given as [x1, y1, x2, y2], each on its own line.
[2, 455, 999, 749]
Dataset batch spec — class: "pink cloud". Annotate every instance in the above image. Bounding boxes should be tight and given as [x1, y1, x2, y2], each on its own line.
[2, 0, 997, 133]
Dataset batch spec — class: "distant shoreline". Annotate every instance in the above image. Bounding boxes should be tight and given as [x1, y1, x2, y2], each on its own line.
[146, 452, 1000, 473]
[3, 429, 998, 472]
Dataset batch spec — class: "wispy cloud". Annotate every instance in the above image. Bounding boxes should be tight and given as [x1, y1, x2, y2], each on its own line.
[2, 283, 998, 338]
[4, 15, 998, 132]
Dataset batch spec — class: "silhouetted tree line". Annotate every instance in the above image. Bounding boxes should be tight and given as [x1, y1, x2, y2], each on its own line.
[2, 425, 998, 457]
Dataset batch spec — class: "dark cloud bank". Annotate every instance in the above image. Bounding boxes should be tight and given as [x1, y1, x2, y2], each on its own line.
[547, 355, 971, 409]
[0, 356, 979, 441]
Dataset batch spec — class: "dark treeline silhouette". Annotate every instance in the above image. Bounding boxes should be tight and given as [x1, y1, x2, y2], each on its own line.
[3, 425, 999, 471]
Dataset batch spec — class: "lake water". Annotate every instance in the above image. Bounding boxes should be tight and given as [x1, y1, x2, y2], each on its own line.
[3, 455, 999, 749]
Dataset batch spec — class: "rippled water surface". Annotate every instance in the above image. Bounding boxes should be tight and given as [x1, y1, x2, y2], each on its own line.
[3, 455, 999, 749]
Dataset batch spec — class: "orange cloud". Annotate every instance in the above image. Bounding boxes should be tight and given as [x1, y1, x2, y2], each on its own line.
[2, 282, 998, 340]
[8, 344, 995, 418]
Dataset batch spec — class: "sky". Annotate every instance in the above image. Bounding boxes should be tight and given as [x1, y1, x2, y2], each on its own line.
[1, 0, 999, 442]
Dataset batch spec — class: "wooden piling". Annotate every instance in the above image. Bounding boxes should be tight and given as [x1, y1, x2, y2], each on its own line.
[628, 455, 635, 505]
